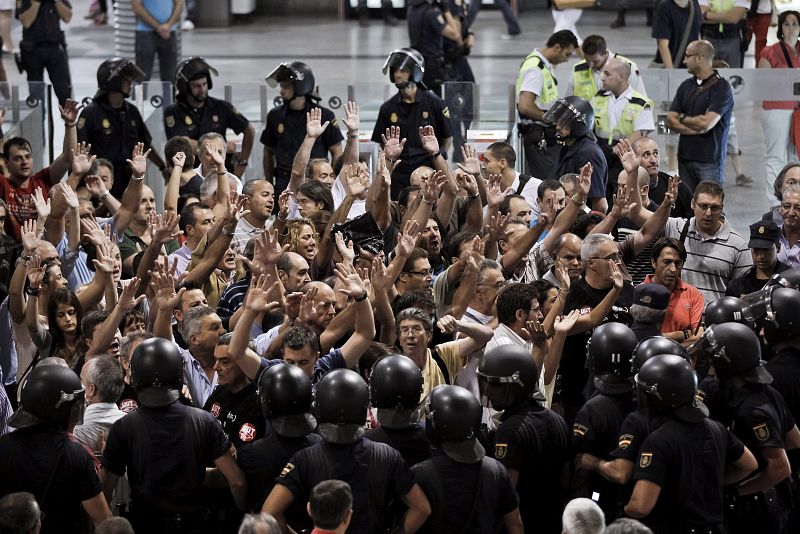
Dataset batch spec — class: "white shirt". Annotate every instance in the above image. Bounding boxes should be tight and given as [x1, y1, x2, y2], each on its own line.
[485, 323, 546, 404]
[332, 177, 366, 220]
[606, 86, 656, 135]
[232, 217, 266, 255]
[517, 49, 557, 110]
[511, 171, 542, 213]
[457, 308, 498, 429]
[195, 165, 243, 193]
[168, 244, 193, 280]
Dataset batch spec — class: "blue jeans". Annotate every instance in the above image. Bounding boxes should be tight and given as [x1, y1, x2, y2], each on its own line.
[468, 0, 520, 34]
[679, 159, 724, 191]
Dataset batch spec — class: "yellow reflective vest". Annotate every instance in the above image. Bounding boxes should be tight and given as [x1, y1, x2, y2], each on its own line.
[516, 51, 558, 114]
[591, 89, 653, 143]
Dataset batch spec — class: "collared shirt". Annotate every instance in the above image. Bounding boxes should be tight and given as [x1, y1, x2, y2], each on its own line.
[778, 225, 800, 268]
[331, 177, 366, 220]
[232, 217, 265, 255]
[217, 273, 251, 329]
[566, 50, 648, 97]
[163, 95, 250, 141]
[517, 49, 556, 109]
[510, 171, 542, 213]
[73, 402, 127, 452]
[604, 86, 655, 134]
[643, 275, 704, 334]
[503, 241, 553, 285]
[178, 346, 218, 408]
[167, 244, 193, 280]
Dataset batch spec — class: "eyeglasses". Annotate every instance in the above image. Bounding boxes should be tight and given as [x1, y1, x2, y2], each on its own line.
[781, 202, 800, 213]
[591, 253, 621, 262]
[695, 203, 723, 213]
[400, 325, 426, 335]
[405, 269, 434, 277]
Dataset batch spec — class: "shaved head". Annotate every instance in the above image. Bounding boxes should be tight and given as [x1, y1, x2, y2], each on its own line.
[606, 57, 630, 81]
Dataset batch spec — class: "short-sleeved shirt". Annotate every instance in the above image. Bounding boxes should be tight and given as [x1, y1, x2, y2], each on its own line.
[408, 2, 446, 58]
[517, 49, 556, 110]
[164, 95, 250, 141]
[669, 72, 734, 164]
[0, 429, 101, 534]
[364, 423, 432, 467]
[134, 0, 177, 31]
[725, 261, 790, 297]
[556, 136, 608, 201]
[651, 0, 702, 67]
[203, 382, 264, 450]
[760, 42, 800, 110]
[610, 410, 651, 463]
[726, 384, 795, 466]
[642, 275, 704, 333]
[421, 341, 465, 399]
[599, 86, 656, 136]
[0, 168, 54, 241]
[103, 401, 231, 511]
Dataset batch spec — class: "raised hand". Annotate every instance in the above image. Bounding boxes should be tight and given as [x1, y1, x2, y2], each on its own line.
[118, 276, 146, 312]
[578, 163, 592, 198]
[421, 170, 448, 203]
[81, 217, 107, 246]
[615, 139, 641, 175]
[419, 125, 440, 156]
[484, 213, 510, 241]
[334, 264, 367, 298]
[344, 163, 366, 198]
[554, 309, 581, 333]
[32, 187, 51, 220]
[21, 218, 38, 255]
[342, 101, 360, 133]
[666, 175, 681, 205]
[555, 259, 571, 292]
[437, 314, 460, 335]
[92, 242, 116, 274]
[376, 152, 392, 188]
[486, 173, 513, 208]
[260, 229, 289, 265]
[205, 142, 226, 169]
[71, 142, 95, 176]
[335, 232, 355, 265]
[59, 99, 81, 124]
[84, 175, 108, 199]
[521, 319, 548, 344]
[127, 142, 152, 177]
[371, 256, 392, 293]
[244, 274, 283, 314]
[381, 126, 407, 161]
[61, 183, 79, 210]
[172, 151, 186, 169]
[456, 144, 482, 176]
[539, 191, 558, 226]
[152, 270, 184, 311]
[306, 107, 330, 139]
[396, 219, 420, 257]
[277, 189, 292, 218]
[26, 255, 44, 288]
[610, 260, 624, 290]
[296, 285, 319, 324]
[455, 169, 479, 197]
[149, 212, 182, 245]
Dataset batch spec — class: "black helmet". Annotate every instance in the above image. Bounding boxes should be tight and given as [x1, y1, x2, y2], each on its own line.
[9, 365, 84, 429]
[175, 56, 218, 95]
[478, 344, 539, 410]
[543, 96, 595, 138]
[767, 268, 800, 290]
[632, 336, 688, 373]
[694, 322, 771, 384]
[96, 57, 146, 99]
[426, 385, 485, 464]
[369, 355, 424, 429]
[635, 354, 706, 422]
[763, 287, 800, 344]
[382, 48, 425, 84]
[704, 296, 747, 326]
[265, 61, 316, 98]
[587, 322, 638, 395]
[258, 363, 316, 438]
[130, 337, 184, 408]
[314, 369, 369, 444]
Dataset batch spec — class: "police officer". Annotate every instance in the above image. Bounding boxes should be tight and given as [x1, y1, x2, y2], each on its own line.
[236, 364, 321, 521]
[412, 384, 524, 533]
[262, 61, 343, 200]
[545, 96, 610, 212]
[516, 29, 578, 182]
[764, 288, 800, 423]
[478, 344, 570, 533]
[573, 322, 639, 522]
[263, 369, 432, 532]
[407, 0, 461, 96]
[164, 57, 256, 177]
[704, 295, 749, 327]
[699, 0, 748, 68]
[371, 48, 453, 200]
[568, 35, 646, 101]
[700, 322, 800, 534]
[78, 58, 168, 198]
[624, 354, 757, 532]
[16, 0, 72, 105]
[364, 354, 431, 466]
[726, 220, 791, 298]
[0, 365, 112, 531]
[442, 0, 474, 162]
[100, 337, 247, 533]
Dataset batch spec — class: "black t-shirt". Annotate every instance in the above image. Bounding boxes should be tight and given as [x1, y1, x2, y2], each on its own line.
[407, 2, 445, 59]
[179, 173, 203, 199]
[670, 72, 734, 164]
[412, 451, 519, 534]
[649, 171, 694, 219]
[364, 423, 432, 467]
[0, 429, 101, 534]
[766, 348, 800, 426]
[203, 382, 265, 450]
[610, 410, 651, 463]
[651, 0, 702, 67]
[634, 417, 744, 528]
[164, 96, 250, 141]
[102, 401, 231, 512]
[276, 437, 415, 533]
[725, 262, 790, 298]
[117, 382, 139, 413]
[16, 0, 70, 44]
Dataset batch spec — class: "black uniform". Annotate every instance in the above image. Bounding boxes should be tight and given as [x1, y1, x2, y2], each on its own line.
[102, 400, 231, 532]
[371, 89, 453, 200]
[412, 450, 519, 533]
[633, 416, 746, 532]
[261, 100, 343, 199]
[203, 382, 265, 450]
[649, 171, 694, 219]
[572, 391, 637, 521]
[407, 0, 447, 95]
[364, 422, 432, 466]
[276, 437, 415, 533]
[556, 135, 609, 206]
[492, 399, 570, 534]
[163, 95, 250, 142]
[16, 0, 72, 105]
[725, 261, 791, 298]
[610, 410, 651, 465]
[77, 97, 154, 198]
[0, 428, 101, 534]
[766, 347, 800, 425]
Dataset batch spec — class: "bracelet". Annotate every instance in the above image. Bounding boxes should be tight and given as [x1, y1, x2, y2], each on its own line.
[131, 173, 145, 181]
[237, 160, 249, 167]
[25, 286, 40, 296]
[99, 191, 110, 201]
[64, 121, 76, 128]
[216, 171, 228, 176]
[354, 291, 368, 302]
[468, 193, 479, 200]
[683, 329, 691, 340]
[571, 194, 586, 206]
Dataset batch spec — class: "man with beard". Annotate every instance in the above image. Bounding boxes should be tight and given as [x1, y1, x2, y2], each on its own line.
[372, 48, 453, 199]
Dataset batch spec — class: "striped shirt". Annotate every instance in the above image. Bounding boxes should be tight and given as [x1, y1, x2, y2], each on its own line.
[664, 217, 752, 303]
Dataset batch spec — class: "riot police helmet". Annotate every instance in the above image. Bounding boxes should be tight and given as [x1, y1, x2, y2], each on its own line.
[634, 354, 707, 422]
[175, 56, 218, 95]
[369, 354, 424, 429]
[763, 287, 800, 344]
[704, 296, 747, 326]
[543, 96, 595, 138]
[587, 322, 638, 394]
[382, 48, 425, 84]
[478, 344, 539, 410]
[130, 337, 184, 408]
[313, 369, 370, 444]
[9, 365, 85, 430]
[265, 61, 316, 98]
[426, 385, 485, 464]
[697, 322, 771, 384]
[632, 336, 688, 373]
[96, 57, 146, 99]
[258, 363, 316, 438]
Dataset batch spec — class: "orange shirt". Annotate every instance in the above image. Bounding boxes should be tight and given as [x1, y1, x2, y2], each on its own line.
[643, 275, 704, 333]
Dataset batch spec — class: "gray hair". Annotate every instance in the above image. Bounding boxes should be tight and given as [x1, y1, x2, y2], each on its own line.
[0, 492, 41, 534]
[182, 305, 216, 341]
[198, 132, 226, 155]
[218, 332, 256, 353]
[477, 258, 502, 286]
[581, 233, 614, 264]
[95, 516, 135, 534]
[630, 304, 667, 326]
[238, 513, 280, 534]
[119, 332, 153, 362]
[85, 355, 125, 403]
[562, 497, 605, 534]
[604, 518, 653, 534]
[38, 357, 68, 368]
[395, 307, 434, 339]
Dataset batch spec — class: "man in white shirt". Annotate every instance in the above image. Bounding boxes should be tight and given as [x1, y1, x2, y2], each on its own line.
[483, 141, 541, 212]
[168, 203, 214, 279]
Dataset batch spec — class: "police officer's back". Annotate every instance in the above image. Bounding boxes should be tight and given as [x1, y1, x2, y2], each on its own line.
[763, 288, 800, 423]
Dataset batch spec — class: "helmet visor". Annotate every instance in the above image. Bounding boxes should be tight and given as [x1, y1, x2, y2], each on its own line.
[382, 51, 425, 76]
[265, 64, 295, 88]
[543, 99, 584, 130]
[117, 61, 146, 85]
[739, 285, 774, 326]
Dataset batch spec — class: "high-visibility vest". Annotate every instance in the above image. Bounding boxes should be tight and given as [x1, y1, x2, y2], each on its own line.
[591, 89, 653, 143]
[516, 51, 558, 114]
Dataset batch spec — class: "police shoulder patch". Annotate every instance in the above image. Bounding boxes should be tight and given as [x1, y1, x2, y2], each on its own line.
[280, 462, 295, 477]
[165, 115, 175, 128]
[639, 452, 652, 468]
[495, 443, 508, 459]
[573, 423, 588, 437]
[277, 123, 285, 134]
[753, 423, 770, 441]
[618, 434, 634, 449]
[77, 117, 86, 130]
[442, 107, 450, 118]
[390, 112, 398, 124]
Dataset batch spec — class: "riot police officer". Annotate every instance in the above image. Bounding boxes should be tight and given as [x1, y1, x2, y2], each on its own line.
[407, 0, 461, 96]
[236, 364, 321, 521]
[264, 369, 431, 532]
[412, 384, 524, 533]
[16, 0, 72, 105]
[704, 295, 748, 327]
[77, 58, 168, 198]
[624, 354, 757, 532]
[164, 57, 255, 177]
[0, 365, 112, 531]
[371, 48, 453, 199]
[364, 354, 431, 466]
[262, 61, 343, 200]
[478, 344, 570, 534]
[764, 287, 800, 424]
[100, 337, 247, 533]
[573, 322, 639, 522]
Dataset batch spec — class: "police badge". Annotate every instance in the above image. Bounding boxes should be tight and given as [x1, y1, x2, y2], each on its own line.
[639, 452, 652, 468]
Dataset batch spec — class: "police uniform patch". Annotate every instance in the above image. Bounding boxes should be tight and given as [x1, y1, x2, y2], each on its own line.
[437, 14, 444, 23]
[331, 119, 338, 126]
[185, 116, 193, 125]
[101, 118, 111, 129]
[618, 434, 633, 449]
[573, 423, 588, 437]
[166, 115, 175, 128]
[639, 452, 652, 468]
[753, 423, 770, 441]
[77, 117, 86, 130]
[495, 443, 508, 459]
[210, 402, 221, 417]
[442, 107, 450, 118]
[212, 114, 219, 123]
[277, 123, 285, 134]
[239, 423, 256, 443]
[390, 113, 398, 124]
[280, 463, 295, 477]
[423, 111, 429, 119]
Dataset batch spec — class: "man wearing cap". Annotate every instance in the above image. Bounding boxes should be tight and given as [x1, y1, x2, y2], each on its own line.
[726, 220, 790, 297]
[629, 283, 671, 341]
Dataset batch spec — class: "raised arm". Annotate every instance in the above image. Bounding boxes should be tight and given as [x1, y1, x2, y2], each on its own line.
[289, 108, 329, 194]
[366, 152, 392, 232]
[65, 142, 95, 191]
[543, 310, 581, 385]
[76, 240, 116, 311]
[50, 100, 81, 181]
[9, 220, 38, 324]
[205, 142, 231, 221]
[437, 314, 494, 363]
[151, 271, 184, 341]
[164, 150, 186, 213]
[568, 262, 625, 335]
[183, 198, 241, 285]
[631, 177, 679, 256]
[420, 125, 457, 226]
[87, 278, 145, 357]
[334, 265, 375, 368]
[340, 101, 361, 167]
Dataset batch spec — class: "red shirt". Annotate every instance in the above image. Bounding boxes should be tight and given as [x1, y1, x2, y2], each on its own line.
[0, 167, 54, 242]
[760, 41, 800, 110]
[643, 274, 704, 334]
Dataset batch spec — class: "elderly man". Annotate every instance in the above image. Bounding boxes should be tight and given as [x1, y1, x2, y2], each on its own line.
[778, 185, 800, 269]
[73, 355, 127, 452]
[727, 220, 790, 296]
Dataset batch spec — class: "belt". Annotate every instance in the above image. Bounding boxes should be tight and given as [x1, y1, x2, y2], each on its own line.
[702, 25, 742, 39]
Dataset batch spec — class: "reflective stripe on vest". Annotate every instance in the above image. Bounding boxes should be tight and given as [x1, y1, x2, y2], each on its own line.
[708, 0, 736, 32]
[516, 52, 558, 107]
[571, 61, 597, 101]
[591, 90, 653, 143]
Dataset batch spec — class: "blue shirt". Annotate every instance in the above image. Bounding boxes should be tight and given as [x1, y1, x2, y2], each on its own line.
[179, 346, 218, 408]
[257, 348, 346, 385]
[135, 0, 176, 32]
[670, 72, 733, 164]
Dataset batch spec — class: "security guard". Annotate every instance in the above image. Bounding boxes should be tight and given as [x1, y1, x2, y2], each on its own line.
[699, 0, 748, 68]
[407, 0, 461, 96]
[236, 364, 321, 521]
[412, 385, 524, 533]
[516, 29, 578, 182]
[371, 48, 453, 200]
[262, 61, 343, 200]
[478, 344, 570, 534]
[725, 220, 791, 298]
[16, 0, 72, 105]
[590, 57, 654, 206]
[263, 369, 432, 533]
[624, 354, 757, 532]
[77, 58, 168, 198]
[568, 35, 647, 101]
[100, 338, 247, 533]
[573, 322, 639, 522]
[704, 296, 749, 327]
[164, 57, 255, 177]
[699, 322, 800, 534]
[364, 354, 431, 467]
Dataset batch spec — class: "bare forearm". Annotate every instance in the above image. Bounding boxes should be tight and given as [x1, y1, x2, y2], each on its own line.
[77, 274, 111, 311]
[88, 309, 124, 357]
[289, 136, 315, 192]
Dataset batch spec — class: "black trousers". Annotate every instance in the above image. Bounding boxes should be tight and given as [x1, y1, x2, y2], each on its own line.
[521, 123, 560, 180]
[20, 42, 72, 105]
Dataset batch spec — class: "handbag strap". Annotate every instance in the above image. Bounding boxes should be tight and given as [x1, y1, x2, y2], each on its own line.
[675, 0, 696, 66]
[779, 42, 797, 69]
